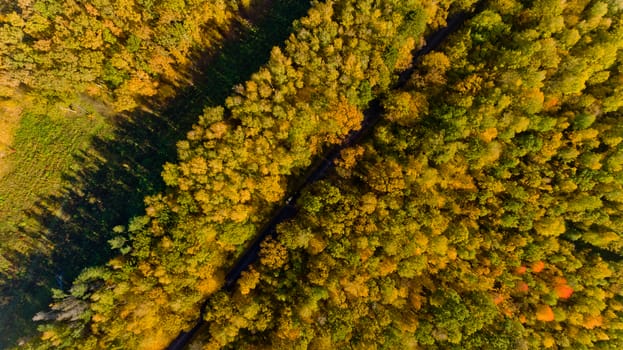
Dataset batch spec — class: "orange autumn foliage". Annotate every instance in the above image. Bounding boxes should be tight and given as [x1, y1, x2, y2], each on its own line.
[516, 281, 529, 293]
[531, 261, 546, 273]
[554, 284, 574, 299]
[583, 315, 603, 329]
[543, 96, 560, 111]
[553, 278, 574, 299]
[536, 305, 555, 322]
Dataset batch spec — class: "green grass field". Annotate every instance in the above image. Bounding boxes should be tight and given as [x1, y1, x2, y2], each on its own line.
[0, 111, 112, 270]
[0, 110, 113, 346]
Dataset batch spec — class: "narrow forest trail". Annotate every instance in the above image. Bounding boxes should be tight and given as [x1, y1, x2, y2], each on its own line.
[166, 4, 486, 349]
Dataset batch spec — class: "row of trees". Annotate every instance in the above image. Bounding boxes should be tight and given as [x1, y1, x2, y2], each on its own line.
[190, 0, 623, 348]
[26, 0, 467, 348]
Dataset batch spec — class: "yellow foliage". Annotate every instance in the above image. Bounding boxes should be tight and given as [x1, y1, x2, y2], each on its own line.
[149, 52, 177, 82]
[456, 74, 483, 94]
[536, 304, 555, 322]
[108, 257, 125, 270]
[359, 247, 374, 262]
[83, 29, 103, 49]
[138, 262, 152, 276]
[421, 51, 451, 85]
[430, 236, 449, 255]
[308, 235, 327, 255]
[520, 87, 544, 113]
[367, 159, 406, 193]
[276, 318, 301, 341]
[337, 145, 365, 170]
[394, 36, 416, 71]
[539, 132, 563, 160]
[260, 239, 288, 269]
[121, 72, 158, 98]
[385, 91, 428, 126]
[360, 192, 377, 214]
[409, 291, 424, 311]
[534, 216, 566, 236]
[199, 226, 217, 243]
[379, 258, 397, 276]
[41, 330, 56, 341]
[327, 97, 364, 137]
[113, 93, 138, 112]
[418, 167, 439, 190]
[583, 315, 603, 329]
[511, 115, 531, 134]
[474, 141, 502, 169]
[258, 175, 285, 203]
[340, 275, 369, 298]
[480, 127, 498, 142]
[542, 334, 556, 347]
[570, 128, 599, 143]
[239, 268, 260, 295]
[137, 329, 171, 350]
[447, 247, 457, 260]
[230, 204, 251, 222]
[441, 162, 476, 190]
[209, 121, 229, 139]
[198, 271, 223, 295]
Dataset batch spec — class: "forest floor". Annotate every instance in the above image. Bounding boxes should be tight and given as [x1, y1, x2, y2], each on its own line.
[0, 0, 310, 347]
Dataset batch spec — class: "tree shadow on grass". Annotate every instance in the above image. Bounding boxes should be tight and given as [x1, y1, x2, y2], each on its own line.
[0, 1, 310, 347]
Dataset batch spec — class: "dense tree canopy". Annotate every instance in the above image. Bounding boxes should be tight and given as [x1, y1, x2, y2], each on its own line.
[0, 0, 244, 112]
[24, 0, 460, 347]
[7, 0, 623, 349]
[190, 0, 623, 348]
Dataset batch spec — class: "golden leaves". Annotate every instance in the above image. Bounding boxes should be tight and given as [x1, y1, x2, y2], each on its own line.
[394, 36, 416, 71]
[239, 268, 260, 295]
[340, 275, 370, 298]
[260, 239, 288, 269]
[198, 275, 222, 295]
[480, 127, 498, 143]
[385, 91, 428, 126]
[583, 315, 603, 329]
[533, 217, 566, 236]
[536, 304, 555, 322]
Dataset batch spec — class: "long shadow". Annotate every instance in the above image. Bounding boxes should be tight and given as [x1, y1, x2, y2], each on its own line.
[0, 1, 310, 348]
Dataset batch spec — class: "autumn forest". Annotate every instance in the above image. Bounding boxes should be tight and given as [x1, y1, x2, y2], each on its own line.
[0, 0, 622, 349]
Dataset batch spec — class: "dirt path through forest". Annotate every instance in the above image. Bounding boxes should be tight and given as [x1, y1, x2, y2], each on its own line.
[166, 3, 487, 349]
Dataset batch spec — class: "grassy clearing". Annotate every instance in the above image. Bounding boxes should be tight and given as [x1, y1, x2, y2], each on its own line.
[0, 110, 113, 346]
[0, 112, 112, 261]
